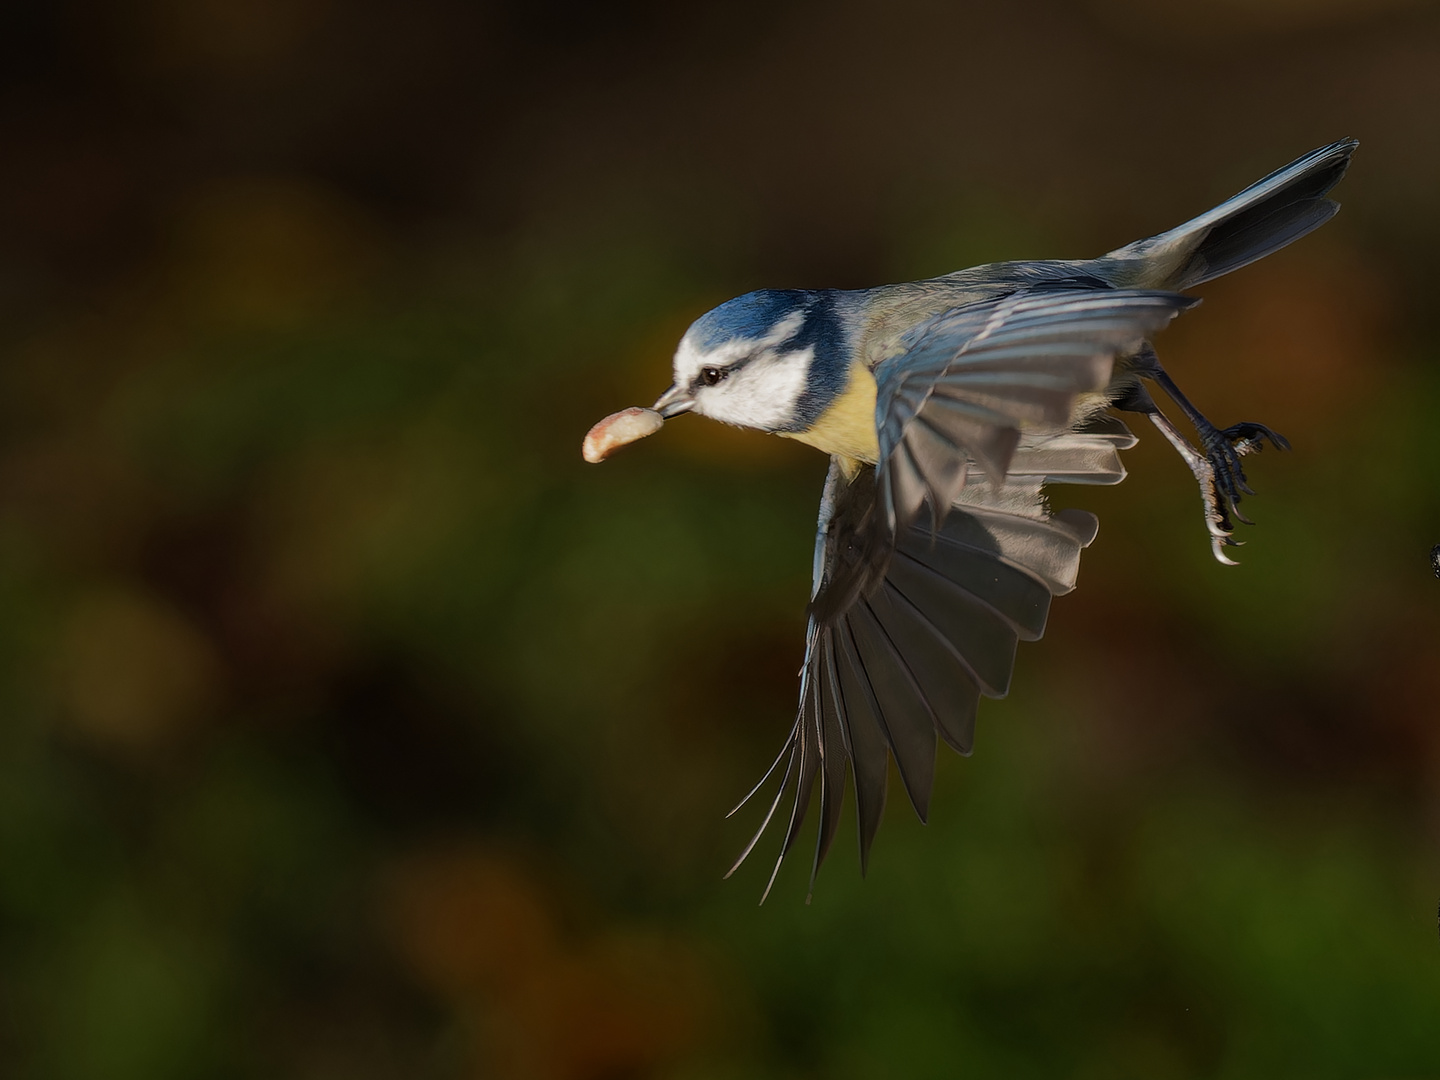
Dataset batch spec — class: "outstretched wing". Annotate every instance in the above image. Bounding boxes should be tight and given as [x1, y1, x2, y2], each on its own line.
[729, 425, 1134, 901]
[874, 288, 1194, 535]
[729, 287, 1190, 901]
[814, 288, 1194, 637]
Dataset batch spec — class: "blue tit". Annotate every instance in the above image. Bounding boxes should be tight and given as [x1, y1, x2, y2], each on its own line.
[599, 139, 1356, 900]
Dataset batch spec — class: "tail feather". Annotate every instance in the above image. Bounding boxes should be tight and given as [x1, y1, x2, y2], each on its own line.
[1104, 139, 1358, 290]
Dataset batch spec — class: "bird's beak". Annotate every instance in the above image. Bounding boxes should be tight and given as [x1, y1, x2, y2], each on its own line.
[653, 384, 696, 419]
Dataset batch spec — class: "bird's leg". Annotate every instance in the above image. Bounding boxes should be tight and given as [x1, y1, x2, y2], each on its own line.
[1145, 367, 1289, 528]
[1147, 407, 1242, 565]
[1113, 348, 1289, 564]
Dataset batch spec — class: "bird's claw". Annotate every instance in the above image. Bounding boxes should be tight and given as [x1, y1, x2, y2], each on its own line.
[1223, 421, 1292, 455]
[1144, 393, 1293, 565]
[1200, 420, 1289, 541]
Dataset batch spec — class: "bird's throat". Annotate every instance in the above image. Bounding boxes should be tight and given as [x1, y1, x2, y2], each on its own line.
[780, 360, 879, 466]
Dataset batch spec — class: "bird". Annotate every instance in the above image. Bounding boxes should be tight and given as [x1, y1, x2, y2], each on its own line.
[586, 139, 1357, 900]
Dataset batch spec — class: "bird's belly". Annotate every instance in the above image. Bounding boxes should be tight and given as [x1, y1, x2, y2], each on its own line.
[780, 361, 880, 464]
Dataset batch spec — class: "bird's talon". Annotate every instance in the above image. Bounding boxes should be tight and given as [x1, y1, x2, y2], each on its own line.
[1220, 421, 1289, 453]
[1211, 537, 1241, 566]
[1195, 417, 1287, 544]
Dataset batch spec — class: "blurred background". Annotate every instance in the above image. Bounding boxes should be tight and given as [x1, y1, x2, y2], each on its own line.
[2, 1, 1439, 1077]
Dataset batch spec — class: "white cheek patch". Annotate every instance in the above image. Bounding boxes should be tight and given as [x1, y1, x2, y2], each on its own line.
[698, 349, 812, 430]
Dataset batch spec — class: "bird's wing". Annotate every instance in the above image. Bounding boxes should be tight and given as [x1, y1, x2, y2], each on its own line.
[730, 288, 1192, 900]
[808, 288, 1194, 629]
[730, 420, 1137, 900]
[872, 288, 1195, 538]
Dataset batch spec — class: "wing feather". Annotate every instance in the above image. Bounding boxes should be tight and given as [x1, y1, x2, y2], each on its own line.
[833, 623, 890, 872]
[881, 552, 1019, 695]
[870, 583, 981, 756]
[844, 598, 938, 821]
[725, 285, 1181, 898]
[809, 653, 849, 895]
[876, 288, 1194, 532]
[903, 415, 971, 512]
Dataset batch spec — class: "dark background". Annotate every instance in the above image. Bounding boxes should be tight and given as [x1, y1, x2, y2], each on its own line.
[2, 1, 1438, 1077]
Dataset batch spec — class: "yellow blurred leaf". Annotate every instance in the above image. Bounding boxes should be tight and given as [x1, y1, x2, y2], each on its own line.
[52, 586, 222, 751]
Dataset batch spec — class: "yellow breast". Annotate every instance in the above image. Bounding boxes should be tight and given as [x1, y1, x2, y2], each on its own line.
[779, 360, 880, 469]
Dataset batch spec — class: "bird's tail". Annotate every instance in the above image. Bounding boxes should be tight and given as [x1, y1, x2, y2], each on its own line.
[1103, 139, 1358, 291]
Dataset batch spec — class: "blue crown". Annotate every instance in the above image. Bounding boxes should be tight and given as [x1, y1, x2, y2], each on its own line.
[688, 290, 810, 349]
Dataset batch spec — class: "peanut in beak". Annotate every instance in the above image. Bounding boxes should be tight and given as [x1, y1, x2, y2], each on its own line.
[581, 406, 665, 463]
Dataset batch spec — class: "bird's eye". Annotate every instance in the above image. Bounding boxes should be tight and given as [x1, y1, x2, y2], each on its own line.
[700, 366, 726, 387]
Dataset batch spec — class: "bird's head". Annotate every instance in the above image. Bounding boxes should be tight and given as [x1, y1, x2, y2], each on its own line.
[653, 290, 844, 434]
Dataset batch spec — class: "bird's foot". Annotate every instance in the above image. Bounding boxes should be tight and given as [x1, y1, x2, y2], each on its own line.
[1224, 421, 1291, 458]
[1190, 454, 1242, 566]
[1148, 412, 1289, 566]
[1200, 421, 1290, 532]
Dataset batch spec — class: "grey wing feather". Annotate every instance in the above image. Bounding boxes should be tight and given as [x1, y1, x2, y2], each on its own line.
[874, 289, 1194, 535]
[731, 419, 1138, 896]
[844, 597, 940, 817]
[831, 625, 890, 872]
